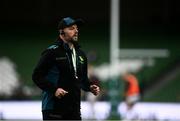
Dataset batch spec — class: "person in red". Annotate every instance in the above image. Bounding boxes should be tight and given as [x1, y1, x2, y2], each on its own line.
[122, 72, 140, 110]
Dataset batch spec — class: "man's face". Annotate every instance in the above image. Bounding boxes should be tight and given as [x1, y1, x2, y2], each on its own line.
[62, 24, 79, 42]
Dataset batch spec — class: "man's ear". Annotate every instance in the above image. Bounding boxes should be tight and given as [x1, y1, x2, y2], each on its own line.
[59, 30, 65, 35]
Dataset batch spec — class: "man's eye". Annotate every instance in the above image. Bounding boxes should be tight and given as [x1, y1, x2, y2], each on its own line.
[69, 27, 74, 30]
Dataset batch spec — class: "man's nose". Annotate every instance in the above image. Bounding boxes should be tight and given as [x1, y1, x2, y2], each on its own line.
[75, 28, 78, 33]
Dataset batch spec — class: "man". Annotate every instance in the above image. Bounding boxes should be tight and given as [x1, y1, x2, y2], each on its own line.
[32, 17, 100, 120]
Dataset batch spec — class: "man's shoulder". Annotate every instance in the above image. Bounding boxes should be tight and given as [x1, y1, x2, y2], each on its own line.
[48, 40, 65, 49]
[47, 44, 59, 50]
[46, 40, 64, 50]
[46, 42, 64, 51]
[41, 43, 60, 55]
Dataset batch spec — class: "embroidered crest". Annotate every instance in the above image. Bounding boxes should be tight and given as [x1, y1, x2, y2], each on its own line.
[79, 56, 84, 64]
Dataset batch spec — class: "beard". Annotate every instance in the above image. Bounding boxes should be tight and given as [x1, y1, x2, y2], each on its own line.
[69, 35, 78, 45]
[72, 35, 78, 41]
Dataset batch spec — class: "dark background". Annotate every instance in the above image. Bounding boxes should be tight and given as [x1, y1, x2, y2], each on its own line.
[0, 0, 109, 27]
[1, 0, 180, 30]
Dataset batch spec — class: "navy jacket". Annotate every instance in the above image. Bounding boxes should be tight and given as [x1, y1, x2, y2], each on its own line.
[32, 38, 91, 112]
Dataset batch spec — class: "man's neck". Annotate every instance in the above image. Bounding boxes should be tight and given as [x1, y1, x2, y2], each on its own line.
[68, 42, 74, 49]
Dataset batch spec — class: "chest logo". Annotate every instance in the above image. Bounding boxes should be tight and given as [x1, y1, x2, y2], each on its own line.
[79, 56, 84, 64]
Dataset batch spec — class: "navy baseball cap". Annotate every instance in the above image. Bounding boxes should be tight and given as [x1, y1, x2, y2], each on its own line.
[58, 17, 84, 30]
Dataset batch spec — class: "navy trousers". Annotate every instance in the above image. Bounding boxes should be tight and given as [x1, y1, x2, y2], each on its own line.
[42, 110, 81, 120]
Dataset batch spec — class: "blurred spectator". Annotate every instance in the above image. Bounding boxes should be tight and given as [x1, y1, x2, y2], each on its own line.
[120, 72, 141, 120]
[122, 72, 140, 110]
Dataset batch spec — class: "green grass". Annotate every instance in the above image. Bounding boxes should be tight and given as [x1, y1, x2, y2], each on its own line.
[144, 74, 180, 102]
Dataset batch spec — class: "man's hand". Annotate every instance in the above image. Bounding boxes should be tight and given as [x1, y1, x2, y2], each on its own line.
[55, 88, 68, 99]
[90, 85, 100, 96]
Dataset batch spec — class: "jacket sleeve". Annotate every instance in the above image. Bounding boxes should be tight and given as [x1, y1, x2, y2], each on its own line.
[80, 54, 91, 91]
[32, 49, 58, 93]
